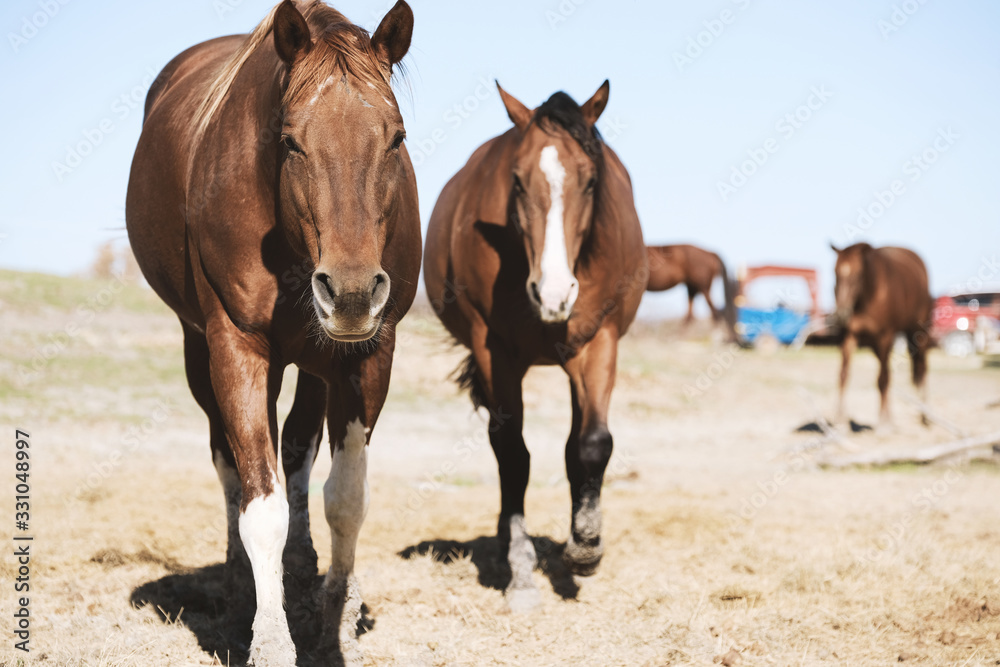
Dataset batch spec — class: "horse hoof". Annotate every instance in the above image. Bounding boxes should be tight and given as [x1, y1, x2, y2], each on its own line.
[315, 574, 365, 665]
[563, 541, 603, 577]
[246, 625, 296, 666]
[504, 585, 541, 613]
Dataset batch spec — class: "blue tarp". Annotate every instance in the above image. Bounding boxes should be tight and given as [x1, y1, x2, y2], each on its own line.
[736, 307, 812, 345]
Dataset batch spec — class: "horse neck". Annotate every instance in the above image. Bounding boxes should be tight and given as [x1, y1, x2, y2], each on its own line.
[197, 45, 284, 186]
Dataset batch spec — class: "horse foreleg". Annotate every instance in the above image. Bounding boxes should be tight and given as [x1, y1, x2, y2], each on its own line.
[908, 330, 930, 426]
[182, 322, 252, 619]
[473, 330, 536, 611]
[206, 323, 293, 666]
[837, 333, 855, 423]
[316, 331, 395, 665]
[875, 334, 894, 428]
[562, 325, 618, 577]
[684, 285, 696, 326]
[281, 369, 326, 631]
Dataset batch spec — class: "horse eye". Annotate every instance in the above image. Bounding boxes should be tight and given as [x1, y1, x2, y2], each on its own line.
[584, 177, 597, 194]
[281, 134, 303, 154]
[390, 132, 405, 151]
[512, 173, 525, 193]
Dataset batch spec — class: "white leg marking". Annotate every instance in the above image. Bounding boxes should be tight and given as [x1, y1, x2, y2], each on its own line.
[319, 418, 370, 663]
[240, 475, 295, 665]
[537, 145, 579, 321]
[504, 514, 540, 612]
[213, 451, 242, 563]
[324, 418, 370, 575]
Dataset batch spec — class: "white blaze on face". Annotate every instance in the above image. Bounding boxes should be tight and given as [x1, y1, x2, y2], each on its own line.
[536, 145, 579, 320]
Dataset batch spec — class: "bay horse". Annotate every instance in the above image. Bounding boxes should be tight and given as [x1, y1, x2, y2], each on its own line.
[423, 81, 647, 610]
[125, 1, 419, 664]
[831, 243, 933, 427]
[645, 243, 736, 334]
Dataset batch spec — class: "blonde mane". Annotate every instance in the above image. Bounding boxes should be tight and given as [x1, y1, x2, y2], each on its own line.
[193, 1, 399, 140]
[193, 3, 282, 140]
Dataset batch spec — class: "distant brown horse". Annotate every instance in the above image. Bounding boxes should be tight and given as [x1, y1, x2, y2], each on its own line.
[424, 81, 647, 610]
[831, 243, 932, 427]
[646, 244, 735, 334]
[125, 1, 418, 664]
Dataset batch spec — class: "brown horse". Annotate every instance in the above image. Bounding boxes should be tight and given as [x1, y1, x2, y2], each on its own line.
[831, 243, 933, 427]
[646, 243, 735, 333]
[423, 81, 647, 610]
[125, 1, 418, 664]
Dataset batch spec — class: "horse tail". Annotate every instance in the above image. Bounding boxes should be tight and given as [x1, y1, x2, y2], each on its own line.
[454, 353, 488, 409]
[716, 253, 738, 342]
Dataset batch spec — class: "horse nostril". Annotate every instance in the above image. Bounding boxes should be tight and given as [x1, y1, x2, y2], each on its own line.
[372, 272, 386, 298]
[313, 272, 336, 303]
[369, 270, 390, 313]
[529, 282, 541, 303]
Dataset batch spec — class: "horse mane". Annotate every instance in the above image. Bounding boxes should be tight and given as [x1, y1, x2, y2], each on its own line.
[194, 0, 399, 139]
[533, 92, 605, 169]
[531, 91, 609, 258]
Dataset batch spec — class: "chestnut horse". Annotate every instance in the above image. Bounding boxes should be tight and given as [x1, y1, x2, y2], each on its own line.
[646, 243, 736, 334]
[831, 243, 932, 427]
[125, 1, 418, 664]
[424, 82, 647, 610]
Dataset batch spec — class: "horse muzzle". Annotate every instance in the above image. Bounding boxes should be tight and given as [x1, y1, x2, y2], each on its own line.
[527, 276, 579, 324]
[311, 268, 390, 341]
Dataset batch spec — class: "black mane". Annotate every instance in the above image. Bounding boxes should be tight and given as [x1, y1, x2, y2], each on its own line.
[534, 92, 604, 167]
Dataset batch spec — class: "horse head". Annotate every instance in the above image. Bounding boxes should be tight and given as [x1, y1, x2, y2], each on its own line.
[496, 81, 609, 323]
[831, 242, 873, 324]
[275, 0, 412, 341]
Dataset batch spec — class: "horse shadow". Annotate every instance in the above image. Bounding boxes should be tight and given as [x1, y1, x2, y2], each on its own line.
[796, 420, 873, 434]
[130, 564, 371, 666]
[398, 533, 580, 600]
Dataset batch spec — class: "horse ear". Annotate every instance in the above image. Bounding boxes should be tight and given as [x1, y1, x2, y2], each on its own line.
[830, 243, 841, 255]
[496, 82, 532, 132]
[371, 1, 413, 72]
[273, 0, 312, 66]
[581, 79, 610, 126]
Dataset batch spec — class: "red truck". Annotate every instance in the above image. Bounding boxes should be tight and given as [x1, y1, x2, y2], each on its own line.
[932, 292, 1000, 356]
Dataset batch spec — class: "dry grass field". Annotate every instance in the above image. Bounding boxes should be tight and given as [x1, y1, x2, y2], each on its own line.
[2, 269, 1000, 666]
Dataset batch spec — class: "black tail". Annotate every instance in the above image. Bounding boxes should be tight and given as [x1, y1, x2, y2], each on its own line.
[716, 254, 738, 342]
[454, 353, 488, 409]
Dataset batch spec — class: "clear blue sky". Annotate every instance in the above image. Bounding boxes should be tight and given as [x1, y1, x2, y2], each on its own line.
[1, 0, 997, 314]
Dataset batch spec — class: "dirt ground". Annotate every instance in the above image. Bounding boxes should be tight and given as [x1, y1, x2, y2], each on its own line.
[2, 269, 1000, 666]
